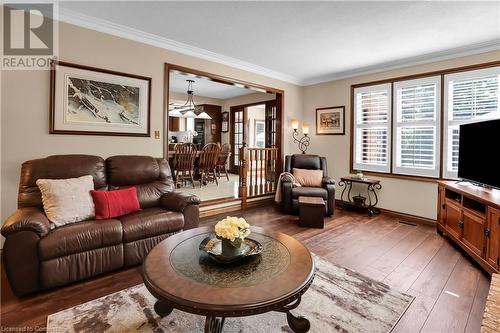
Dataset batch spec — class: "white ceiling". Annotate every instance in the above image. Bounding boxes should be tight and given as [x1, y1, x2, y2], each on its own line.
[169, 71, 256, 99]
[59, 1, 500, 86]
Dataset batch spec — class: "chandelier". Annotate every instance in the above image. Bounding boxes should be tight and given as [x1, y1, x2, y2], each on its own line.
[169, 80, 211, 119]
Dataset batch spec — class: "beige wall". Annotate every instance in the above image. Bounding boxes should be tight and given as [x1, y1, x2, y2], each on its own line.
[302, 50, 500, 220]
[1, 20, 303, 229]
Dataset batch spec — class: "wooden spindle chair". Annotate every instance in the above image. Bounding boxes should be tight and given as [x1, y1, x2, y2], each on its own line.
[216, 143, 231, 181]
[198, 143, 221, 187]
[172, 143, 197, 188]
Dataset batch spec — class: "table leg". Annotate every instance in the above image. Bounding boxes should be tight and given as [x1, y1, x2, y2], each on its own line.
[276, 296, 310, 333]
[366, 183, 382, 217]
[153, 300, 174, 317]
[204, 316, 225, 333]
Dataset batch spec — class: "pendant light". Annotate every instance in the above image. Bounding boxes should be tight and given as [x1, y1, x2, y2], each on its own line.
[169, 80, 212, 119]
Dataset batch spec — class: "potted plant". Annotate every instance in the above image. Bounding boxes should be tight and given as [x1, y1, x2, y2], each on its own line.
[214, 216, 251, 257]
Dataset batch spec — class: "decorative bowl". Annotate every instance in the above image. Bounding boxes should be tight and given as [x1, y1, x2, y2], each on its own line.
[199, 237, 263, 264]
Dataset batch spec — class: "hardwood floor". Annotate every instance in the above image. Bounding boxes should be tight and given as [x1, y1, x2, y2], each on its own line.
[0, 205, 490, 332]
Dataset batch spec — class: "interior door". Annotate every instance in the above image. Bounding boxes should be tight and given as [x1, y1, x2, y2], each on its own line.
[265, 100, 277, 148]
[230, 107, 246, 173]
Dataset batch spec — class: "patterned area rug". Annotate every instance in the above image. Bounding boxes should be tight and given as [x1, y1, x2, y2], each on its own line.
[47, 256, 414, 333]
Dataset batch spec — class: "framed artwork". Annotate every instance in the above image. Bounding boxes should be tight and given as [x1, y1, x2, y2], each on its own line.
[50, 60, 151, 136]
[316, 106, 345, 135]
[221, 111, 229, 133]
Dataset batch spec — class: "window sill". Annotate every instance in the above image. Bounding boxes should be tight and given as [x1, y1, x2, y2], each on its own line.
[349, 169, 452, 183]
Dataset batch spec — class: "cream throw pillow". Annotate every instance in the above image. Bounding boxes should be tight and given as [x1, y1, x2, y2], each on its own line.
[36, 175, 95, 227]
[292, 168, 323, 187]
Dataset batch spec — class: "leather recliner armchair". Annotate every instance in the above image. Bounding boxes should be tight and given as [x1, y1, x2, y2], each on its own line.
[1, 155, 200, 297]
[281, 154, 335, 216]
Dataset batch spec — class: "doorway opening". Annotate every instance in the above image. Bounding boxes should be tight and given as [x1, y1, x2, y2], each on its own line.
[164, 64, 283, 208]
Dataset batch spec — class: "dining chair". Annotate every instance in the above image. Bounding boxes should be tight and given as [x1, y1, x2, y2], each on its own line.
[216, 143, 231, 181]
[172, 143, 197, 188]
[198, 143, 221, 187]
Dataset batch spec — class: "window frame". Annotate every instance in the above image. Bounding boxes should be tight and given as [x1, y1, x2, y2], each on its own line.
[392, 76, 441, 178]
[352, 83, 392, 173]
[350, 61, 500, 182]
[442, 66, 500, 179]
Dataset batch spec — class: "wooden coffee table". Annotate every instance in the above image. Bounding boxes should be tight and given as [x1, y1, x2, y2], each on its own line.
[142, 226, 315, 333]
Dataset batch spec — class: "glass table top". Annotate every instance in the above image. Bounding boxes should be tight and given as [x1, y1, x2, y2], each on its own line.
[170, 232, 291, 288]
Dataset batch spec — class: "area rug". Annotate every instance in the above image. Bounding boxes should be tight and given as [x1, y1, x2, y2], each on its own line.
[47, 255, 414, 333]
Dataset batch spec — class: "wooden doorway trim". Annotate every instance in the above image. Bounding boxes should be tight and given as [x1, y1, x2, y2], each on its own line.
[163, 63, 285, 162]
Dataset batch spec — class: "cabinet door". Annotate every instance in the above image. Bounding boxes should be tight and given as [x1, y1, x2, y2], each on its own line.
[462, 210, 486, 257]
[486, 208, 500, 269]
[444, 201, 462, 239]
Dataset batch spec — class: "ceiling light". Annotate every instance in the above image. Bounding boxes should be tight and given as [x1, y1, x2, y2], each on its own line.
[171, 80, 212, 120]
[197, 112, 212, 120]
[182, 110, 197, 118]
[169, 108, 182, 117]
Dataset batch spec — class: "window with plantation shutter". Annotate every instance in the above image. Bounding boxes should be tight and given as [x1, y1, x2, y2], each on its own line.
[443, 66, 500, 179]
[393, 76, 441, 177]
[353, 83, 391, 173]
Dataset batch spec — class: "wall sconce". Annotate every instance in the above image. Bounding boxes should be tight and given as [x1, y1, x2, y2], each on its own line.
[291, 119, 310, 154]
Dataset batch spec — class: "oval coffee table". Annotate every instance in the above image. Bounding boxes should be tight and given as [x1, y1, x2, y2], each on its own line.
[142, 226, 315, 333]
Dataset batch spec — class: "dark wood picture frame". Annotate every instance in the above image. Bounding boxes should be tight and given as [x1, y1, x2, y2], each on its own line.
[50, 60, 152, 137]
[316, 106, 345, 135]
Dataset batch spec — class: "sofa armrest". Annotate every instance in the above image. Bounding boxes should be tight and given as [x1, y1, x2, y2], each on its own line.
[322, 177, 335, 186]
[1, 208, 51, 238]
[322, 178, 336, 216]
[161, 191, 201, 213]
[281, 181, 294, 213]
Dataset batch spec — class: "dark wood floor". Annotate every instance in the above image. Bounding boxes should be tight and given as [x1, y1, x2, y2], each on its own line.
[1, 205, 490, 332]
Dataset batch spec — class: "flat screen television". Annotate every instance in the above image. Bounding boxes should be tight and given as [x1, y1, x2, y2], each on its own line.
[458, 119, 500, 189]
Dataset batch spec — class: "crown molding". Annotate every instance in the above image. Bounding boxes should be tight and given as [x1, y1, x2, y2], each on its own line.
[301, 39, 500, 86]
[58, 8, 499, 88]
[57, 8, 303, 85]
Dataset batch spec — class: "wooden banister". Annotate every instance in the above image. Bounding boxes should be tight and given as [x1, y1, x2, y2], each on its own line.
[239, 147, 279, 208]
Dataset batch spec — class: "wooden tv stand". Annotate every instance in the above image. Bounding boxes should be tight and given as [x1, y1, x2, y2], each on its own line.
[437, 180, 500, 274]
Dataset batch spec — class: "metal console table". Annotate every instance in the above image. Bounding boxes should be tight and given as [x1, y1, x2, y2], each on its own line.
[338, 177, 382, 217]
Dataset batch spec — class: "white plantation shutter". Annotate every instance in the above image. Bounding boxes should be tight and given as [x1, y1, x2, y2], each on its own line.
[443, 66, 500, 179]
[393, 76, 441, 177]
[353, 83, 391, 172]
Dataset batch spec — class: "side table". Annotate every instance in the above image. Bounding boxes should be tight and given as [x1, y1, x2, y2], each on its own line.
[338, 176, 382, 217]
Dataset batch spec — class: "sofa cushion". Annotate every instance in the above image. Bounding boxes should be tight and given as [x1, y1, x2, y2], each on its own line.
[118, 208, 184, 243]
[18, 155, 106, 209]
[291, 186, 328, 199]
[39, 218, 122, 260]
[36, 175, 95, 227]
[106, 156, 174, 208]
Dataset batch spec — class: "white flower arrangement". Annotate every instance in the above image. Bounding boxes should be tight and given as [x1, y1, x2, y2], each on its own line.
[214, 216, 251, 247]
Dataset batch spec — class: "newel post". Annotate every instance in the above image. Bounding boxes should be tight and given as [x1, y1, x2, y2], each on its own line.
[240, 144, 248, 209]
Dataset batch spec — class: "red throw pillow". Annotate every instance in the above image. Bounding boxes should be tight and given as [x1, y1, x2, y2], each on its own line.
[90, 187, 141, 219]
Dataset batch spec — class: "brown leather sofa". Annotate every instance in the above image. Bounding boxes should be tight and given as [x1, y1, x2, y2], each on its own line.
[281, 154, 335, 216]
[1, 155, 200, 297]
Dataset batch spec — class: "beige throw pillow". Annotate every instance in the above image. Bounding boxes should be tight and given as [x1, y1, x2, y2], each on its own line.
[36, 175, 95, 227]
[292, 168, 323, 187]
